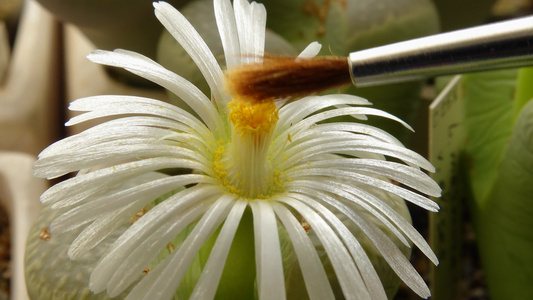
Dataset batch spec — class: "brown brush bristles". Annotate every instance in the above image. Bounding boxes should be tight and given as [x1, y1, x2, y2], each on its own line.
[225, 56, 352, 102]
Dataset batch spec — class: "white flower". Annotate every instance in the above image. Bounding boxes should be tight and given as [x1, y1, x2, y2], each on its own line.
[33, 1, 440, 299]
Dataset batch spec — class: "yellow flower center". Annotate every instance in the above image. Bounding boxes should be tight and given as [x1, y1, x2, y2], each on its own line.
[213, 99, 283, 198]
[228, 100, 279, 136]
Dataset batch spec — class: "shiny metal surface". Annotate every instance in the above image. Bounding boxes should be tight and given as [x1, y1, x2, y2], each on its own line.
[349, 16, 533, 86]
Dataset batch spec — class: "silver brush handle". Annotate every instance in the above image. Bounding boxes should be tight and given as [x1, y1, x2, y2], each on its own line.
[349, 16, 533, 86]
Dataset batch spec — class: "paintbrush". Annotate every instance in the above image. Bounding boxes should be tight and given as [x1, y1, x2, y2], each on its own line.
[227, 15, 533, 102]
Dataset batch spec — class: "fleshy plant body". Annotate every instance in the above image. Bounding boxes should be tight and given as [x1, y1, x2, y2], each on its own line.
[32, 1, 440, 299]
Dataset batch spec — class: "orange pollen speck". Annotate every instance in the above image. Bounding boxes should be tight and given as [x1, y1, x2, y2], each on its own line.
[39, 227, 51, 241]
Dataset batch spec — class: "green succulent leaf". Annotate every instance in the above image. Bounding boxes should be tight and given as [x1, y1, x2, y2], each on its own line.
[471, 99, 533, 300]
[462, 69, 517, 203]
[513, 67, 533, 121]
[258, 0, 344, 54]
[462, 68, 533, 300]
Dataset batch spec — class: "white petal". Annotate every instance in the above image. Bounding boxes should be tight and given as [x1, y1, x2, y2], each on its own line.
[233, 0, 252, 63]
[286, 194, 388, 300]
[89, 185, 222, 293]
[153, 2, 225, 105]
[271, 122, 402, 162]
[84, 115, 192, 132]
[272, 202, 335, 300]
[122, 195, 234, 300]
[287, 180, 438, 265]
[288, 180, 410, 248]
[277, 95, 371, 134]
[278, 197, 370, 300]
[280, 134, 435, 173]
[67, 201, 141, 260]
[288, 188, 432, 298]
[249, 2, 266, 60]
[87, 50, 223, 133]
[285, 106, 413, 139]
[250, 200, 286, 300]
[290, 159, 441, 196]
[39, 125, 176, 159]
[85, 115, 186, 130]
[36, 143, 210, 179]
[297, 42, 322, 59]
[40, 158, 211, 207]
[214, 0, 240, 69]
[346, 189, 439, 265]
[107, 201, 208, 296]
[67, 96, 210, 137]
[56, 117, 207, 156]
[51, 174, 212, 234]
[231, 0, 266, 63]
[190, 199, 247, 299]
[47, 116, 194, 155]
[290, 122, 405, 148]
[288, 168, 439, 212]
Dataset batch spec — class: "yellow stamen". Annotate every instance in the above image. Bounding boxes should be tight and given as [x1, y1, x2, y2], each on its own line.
[228, 100, 279, 136]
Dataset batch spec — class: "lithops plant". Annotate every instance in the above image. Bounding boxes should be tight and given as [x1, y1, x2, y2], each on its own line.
[35, 0, 190, 86]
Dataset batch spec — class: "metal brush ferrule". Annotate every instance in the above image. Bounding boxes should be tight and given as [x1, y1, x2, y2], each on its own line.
[348, 16, 533, 87]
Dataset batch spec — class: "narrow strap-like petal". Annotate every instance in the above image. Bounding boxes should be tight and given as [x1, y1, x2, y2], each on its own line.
[280, 137, 436, 174]
[123, 195, 234, 300]
[67, 95, 211, 138]
[153, 2, 225, 106]
[290, 159, 441, 196]
[286, 193, 388, 300]
[214, 0, 240, 69]
[297, 42, 322, 59]
[87, 49, 223, 133]
[278, 197, 371, 300]
[289, 189, 432, 298]
[272, 202, 335, 300]
[190, 199, 247, 299]
[276, 95, 371, 135]
[107, 201, 208, 296]
[250, 200, 286, 300]
[51, 174, 212, 234]
[89, 185, 222, 293]
[249, 2, 266, 61]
